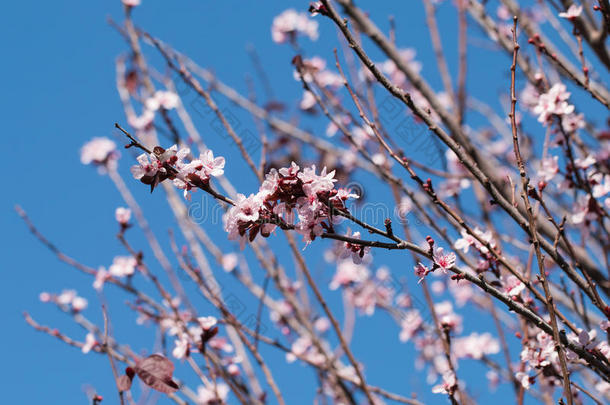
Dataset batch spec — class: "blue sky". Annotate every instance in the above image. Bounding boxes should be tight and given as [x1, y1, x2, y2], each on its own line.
[1, 1, 573, 404]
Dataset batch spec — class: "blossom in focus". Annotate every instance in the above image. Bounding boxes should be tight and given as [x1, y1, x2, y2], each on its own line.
[131, 152, 164, 181]
[271, 9, 318, 43]
[337, 229, 370, 264]
[433, 247, 456, 273]
[199, 150, 225, 178]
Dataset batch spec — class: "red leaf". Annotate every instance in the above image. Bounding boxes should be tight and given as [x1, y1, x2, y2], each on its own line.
[134, 354, 179, 394]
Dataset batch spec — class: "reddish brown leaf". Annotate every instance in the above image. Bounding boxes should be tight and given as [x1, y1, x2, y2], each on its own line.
[134, 354, 179, 394]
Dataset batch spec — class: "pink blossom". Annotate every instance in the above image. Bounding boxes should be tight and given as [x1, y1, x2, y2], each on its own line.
[431, 371, 457, 395]
[221, 253, 238, 272]
[39, 292, 51, 303]
[453, 333, 500, 359]
[559, 4, 582, 19]
[571, 194, 591, 224]
[595, 380, 610, 395]
[128, 109, 154, 131]
[487, 370, 500, 391]
[399, 310, 423, 342]
[533, 83, 574, 124]
[521, 83, 540, 110]
[309, 2, 326, 16]
[131, 152, 164, 180]
[497, 5, 511, 20]
[115, 207, 131, 225]
[433, 247, 456, 273]
[93, 267, 109, 291]
[224, 193, 264, 247]
[503, 275, 525, 297]
[197, 383, 229, 404]
[271, 9, 318, 43]
[208, 337, 234, 353]
[574, 154, 596, 169]
[172, 335, 189, 359]
[330, 260, 369, 290]
[200, 149, 225, 178]
[453, 227, 494, 254]
[515, 372, 532, 390]
[122, 0, 141, 6]
[82, 333, 97, 354]
[227, 363, 240, 376]
[286, 336, 312, 363]
[561, 112, 585, 132]
[337, 229, 370, 264]
[380, 49, 422, 87]
[198, 316, 217, 330]
[71, 296, 88, 312]
[593, 175, 610, 198]
[314, 317, 330, 333]
[145, 90, 179, 111]
[414, 262, 430, 283]
[109, 256, 137, 277]
[80, 137, 118, 168]
[298, 165, 336, 197]
[435, 301, 463, 332]
[538, 156, 559, 183]
[449, 281, 474, 307]
[299, 91, 316, 110]
[57, 289, 76, 306]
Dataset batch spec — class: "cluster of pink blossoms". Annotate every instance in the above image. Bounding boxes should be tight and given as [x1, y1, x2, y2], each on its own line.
[516, 328, 610, 392]
[294, 56, 343, 111]
[40, 289, 88, 312]
[130, 145, 225, 197]
[532, 83, 575, 125]
[223, 162, 358, 248]
[271, 9, 319, 44]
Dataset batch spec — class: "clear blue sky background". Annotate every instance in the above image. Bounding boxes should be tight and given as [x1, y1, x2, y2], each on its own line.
[1, 1, 572, 404]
